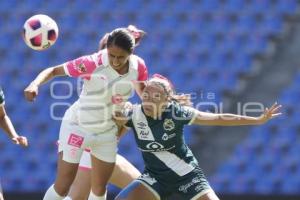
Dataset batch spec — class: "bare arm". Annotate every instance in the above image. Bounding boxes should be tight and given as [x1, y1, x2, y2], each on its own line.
[114, 102, 133, 138]
[0, 106, 28, 146]
[31, 65, 66, 86]
[191, 103, 282, 126]
[116, 125, 129, 139]
[24, 65, 66, 101]
[134, 81, 146, 99]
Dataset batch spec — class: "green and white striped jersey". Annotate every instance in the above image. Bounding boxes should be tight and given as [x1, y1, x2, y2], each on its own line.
[126, 102, 200, 182]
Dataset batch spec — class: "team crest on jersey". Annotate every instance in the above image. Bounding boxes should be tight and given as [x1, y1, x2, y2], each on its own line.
[75, 63, 87, 73]
[163, 118, 175, 131]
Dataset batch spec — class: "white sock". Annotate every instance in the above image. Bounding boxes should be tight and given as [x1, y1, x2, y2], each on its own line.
[43, 184, 64, 200]
[88, 191, 106, 200]
[63, 197, 72, 200]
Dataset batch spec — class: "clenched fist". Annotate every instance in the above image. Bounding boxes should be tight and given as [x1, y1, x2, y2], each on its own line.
[24, 83, 39, 102]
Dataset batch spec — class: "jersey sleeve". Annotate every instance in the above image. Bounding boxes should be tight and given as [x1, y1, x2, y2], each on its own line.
[63, 54, 97, 80]
[0, 87, 5, 105]
[137, 58, 148, 81]
[174, 103, 198, 125]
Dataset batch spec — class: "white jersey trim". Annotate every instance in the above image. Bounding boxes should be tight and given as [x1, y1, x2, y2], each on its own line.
[151, 151, 195, 176]
[132, 105, 155, 141]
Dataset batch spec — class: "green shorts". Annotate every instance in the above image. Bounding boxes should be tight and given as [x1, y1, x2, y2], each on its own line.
[137, 167, 212, 200]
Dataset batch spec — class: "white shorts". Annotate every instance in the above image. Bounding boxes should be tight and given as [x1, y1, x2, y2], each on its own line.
[79, 151, 128, 171]
[58, 111, 118, 163]
[79, 150, 92, 170]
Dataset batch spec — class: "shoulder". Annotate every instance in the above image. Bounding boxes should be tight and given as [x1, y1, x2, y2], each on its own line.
[130, 55, 148, 81]
[170, 102, 196, 119]
[91, 49, 106, 66]
[130, 55, 147, 70]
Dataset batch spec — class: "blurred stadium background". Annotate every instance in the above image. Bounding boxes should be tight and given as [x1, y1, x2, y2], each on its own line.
[0, 0, 300, 199]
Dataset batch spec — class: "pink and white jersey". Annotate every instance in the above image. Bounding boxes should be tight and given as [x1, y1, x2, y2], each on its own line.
[63, 49, 148, 133]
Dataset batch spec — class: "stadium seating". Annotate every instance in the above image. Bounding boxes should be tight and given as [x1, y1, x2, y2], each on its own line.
[210, 71, 300, 194]
[0, 0, 299, 196]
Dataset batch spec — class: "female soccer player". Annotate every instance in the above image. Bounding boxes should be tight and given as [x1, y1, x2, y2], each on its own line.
[64, 26, 144, 200]
[112, 74, 282, 200]
[0, 87, 28, 200]
[24, 26, 148, 200]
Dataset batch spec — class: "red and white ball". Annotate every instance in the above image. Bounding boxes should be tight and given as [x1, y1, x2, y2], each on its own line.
[23, 14, 58, 51]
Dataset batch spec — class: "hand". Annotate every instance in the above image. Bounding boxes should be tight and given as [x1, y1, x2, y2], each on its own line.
[12, 135, 28, 147]
[123, 101, 133, 111]
[259, 102, 282, 124]
[112, 111, 128, 127]
[24, 82, 39, 102]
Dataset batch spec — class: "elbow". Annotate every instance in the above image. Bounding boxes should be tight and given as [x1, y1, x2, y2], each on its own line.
[52, 65, 66, 77]
[50, 67, 58, 77]
[0, 114, 7, 123]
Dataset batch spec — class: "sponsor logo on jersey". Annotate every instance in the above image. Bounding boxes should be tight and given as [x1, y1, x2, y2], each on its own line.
[134, 107, 155, 141]
[162, 132, 176, 141]
[140, 130, 150, 138]
[137, 122, 147, 130]
[68, 133, 84, 148]
[163, 118, 175, 131]
[195, 184, 204, 192]
[146, 142, 164, 150]
[76, 63, 87, 73]
[178, 177, 202, 193]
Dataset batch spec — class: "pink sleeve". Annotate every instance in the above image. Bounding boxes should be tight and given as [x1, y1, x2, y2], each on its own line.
[64, 55, 97, 80]
[137, 58, 148, 81]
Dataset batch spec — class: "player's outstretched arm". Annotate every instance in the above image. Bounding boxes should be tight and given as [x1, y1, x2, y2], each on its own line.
[24, 65, 66, 101]
[191, 102, 282, 126]
[0, 105, 28, 147]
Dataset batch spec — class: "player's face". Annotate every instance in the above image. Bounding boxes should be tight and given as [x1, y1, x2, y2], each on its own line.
[142, 84, 168, 118]
[107, 45, 131, 70]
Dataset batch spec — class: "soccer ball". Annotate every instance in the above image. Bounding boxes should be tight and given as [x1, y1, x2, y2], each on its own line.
[23, 14, 58, 51]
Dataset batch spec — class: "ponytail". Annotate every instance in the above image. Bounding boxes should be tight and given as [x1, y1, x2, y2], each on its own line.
[99, 33, 109, 50]
[127, 25, 146, 47]
[98, 25, 146, 51]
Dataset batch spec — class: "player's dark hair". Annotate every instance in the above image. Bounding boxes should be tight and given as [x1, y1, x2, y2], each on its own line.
[99, 25, 146, 52]
[107, 28, 135, 53]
